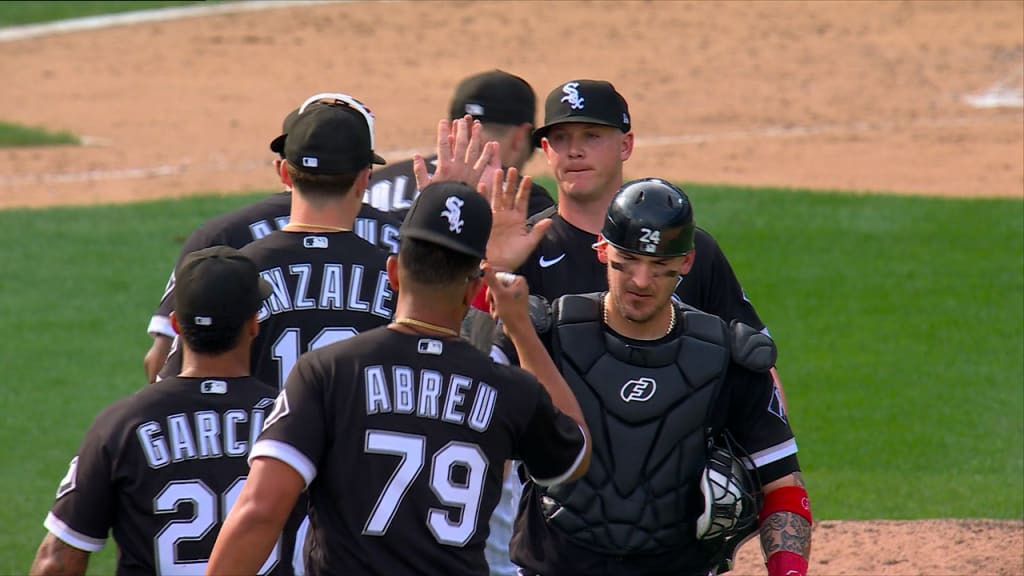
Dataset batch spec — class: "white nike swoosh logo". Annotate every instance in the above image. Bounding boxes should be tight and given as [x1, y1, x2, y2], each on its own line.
[538, 254, 566, 268]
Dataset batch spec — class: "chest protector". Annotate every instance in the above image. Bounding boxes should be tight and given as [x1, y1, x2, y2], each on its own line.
[538, 293, 731, 554]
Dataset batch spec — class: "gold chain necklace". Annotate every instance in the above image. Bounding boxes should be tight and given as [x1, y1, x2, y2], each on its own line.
[283, 222, 350, 233]
[602, 297, 677, 337]
[394, 317, 459, 338]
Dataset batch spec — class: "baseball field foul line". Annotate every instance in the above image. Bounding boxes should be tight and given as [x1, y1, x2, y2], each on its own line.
[0, 0, 351, 43]
[0, 115, 1012, 187]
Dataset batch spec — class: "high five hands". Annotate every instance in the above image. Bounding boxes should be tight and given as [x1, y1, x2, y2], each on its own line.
[477, 167, 553, 272]
[413, 115, 500, 190]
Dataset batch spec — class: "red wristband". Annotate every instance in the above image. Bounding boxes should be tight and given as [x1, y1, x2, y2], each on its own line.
[766, 550, 807, 576]
[758, 485, 812, 525]
[471, 283, 490, 312]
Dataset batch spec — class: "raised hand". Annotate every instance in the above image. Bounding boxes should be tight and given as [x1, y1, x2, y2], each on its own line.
[414, 115, 499, 190]
[478, 167, 553, 272]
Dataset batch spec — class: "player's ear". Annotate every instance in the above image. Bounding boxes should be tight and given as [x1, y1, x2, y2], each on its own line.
[247, 314, 260, 338]
[620, 131, 634, 162]
[679, 249, 695, 275]
[354, 166, 372, 196]
[278, 160, 292, 188]
[169, 312, 181, 335]
[385, 256, 399, 292]
[594, 236, 609, 264]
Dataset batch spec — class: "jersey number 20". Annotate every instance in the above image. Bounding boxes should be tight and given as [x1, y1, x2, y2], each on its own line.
[363, 430, 487, 547]
[154, 477, 281, 575]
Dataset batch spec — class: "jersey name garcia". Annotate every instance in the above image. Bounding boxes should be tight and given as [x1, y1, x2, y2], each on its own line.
[44, 377, 290, 576]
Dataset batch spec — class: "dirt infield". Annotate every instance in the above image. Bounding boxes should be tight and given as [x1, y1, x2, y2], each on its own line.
[1, 1, 1022, 573]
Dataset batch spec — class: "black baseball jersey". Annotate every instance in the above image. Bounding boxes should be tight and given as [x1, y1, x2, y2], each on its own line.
[158, 231, 395, 389]
[43, 376, 292, 576]
[365, 154, 556, 221]
[148, 192, 401, 338]
[517, 214, 765, 331]
[252, 327, 586, 576]
[510, 323, 799, 575]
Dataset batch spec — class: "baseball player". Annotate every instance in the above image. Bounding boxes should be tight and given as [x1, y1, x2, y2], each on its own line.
[507, 179, 811, 576]
[485, 79, 787, 405]
[206, 181, 591, 576]
[366, 69, 555, 220]
[31, 247, 290, 576]
[142, 102, 403, 383]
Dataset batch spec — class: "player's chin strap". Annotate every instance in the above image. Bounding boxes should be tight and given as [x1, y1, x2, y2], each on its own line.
[757, 486, 813, 576]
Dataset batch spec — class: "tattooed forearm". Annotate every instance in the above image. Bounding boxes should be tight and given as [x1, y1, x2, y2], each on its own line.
[29, 533, 89, 576]
[759, 511, 811, 559]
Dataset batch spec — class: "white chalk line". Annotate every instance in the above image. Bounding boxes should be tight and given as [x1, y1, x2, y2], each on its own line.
[0, 115, 1015, 187]
[964, 62, 1024, 109]
[0, 0, 351, 43]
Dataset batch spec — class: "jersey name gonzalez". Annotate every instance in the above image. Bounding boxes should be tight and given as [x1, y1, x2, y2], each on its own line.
[136, 405, 270, 469]
[257, 262, 394, 321]
[364, 364, 498, 433]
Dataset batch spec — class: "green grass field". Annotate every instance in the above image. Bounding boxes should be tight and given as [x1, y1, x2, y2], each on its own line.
[0, 120, 80, 147]
[0, 1, 204, 27]
[1, 185, 1021, 573]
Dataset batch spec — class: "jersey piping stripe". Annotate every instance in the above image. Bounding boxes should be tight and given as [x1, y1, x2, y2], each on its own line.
[147, 315, 175, 339]
[250, 439, 318, 488]
[748, 438, 798, 469]
[44, 512, 106, 552]
[530, 423, 588, 487]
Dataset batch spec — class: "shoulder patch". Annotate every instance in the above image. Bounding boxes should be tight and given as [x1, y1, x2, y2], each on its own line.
[55, 456, 79, 499]
[768, 385, 787, 423]
[263, 390, 291, 431]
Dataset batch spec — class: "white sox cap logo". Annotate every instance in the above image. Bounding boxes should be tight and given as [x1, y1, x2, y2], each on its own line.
[561, 82, 585, 110]
[620, 377, 657, 402]
[441, 196, 465, 233]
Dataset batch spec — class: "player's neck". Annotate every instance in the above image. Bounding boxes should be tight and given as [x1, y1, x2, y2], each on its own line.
[178, 348, 252, 378]
[602, 293, 676, 341]
[288, 191, 360, 231]
[557, 185, 621, 235]
[391, 298, 463, 338]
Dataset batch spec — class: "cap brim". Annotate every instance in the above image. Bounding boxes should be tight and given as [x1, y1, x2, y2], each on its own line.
[532, 117, 625, 148]
[372, 152, 387, 166]
[402, 230, 484, 260]
[269, 133, 286, 155]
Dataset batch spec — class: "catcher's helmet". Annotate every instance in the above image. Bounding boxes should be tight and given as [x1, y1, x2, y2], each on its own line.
[601, 178, 695, 256]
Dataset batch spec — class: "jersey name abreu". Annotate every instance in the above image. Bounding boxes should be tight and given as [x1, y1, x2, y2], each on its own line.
[364, 363, 498, 433]
[136, 403, 271, 469]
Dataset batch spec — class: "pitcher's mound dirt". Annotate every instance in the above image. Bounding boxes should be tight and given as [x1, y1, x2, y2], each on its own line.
[0, 2, 1022, 574]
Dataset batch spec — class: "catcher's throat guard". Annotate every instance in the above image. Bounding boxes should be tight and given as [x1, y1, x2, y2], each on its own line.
[697, 433, 763, 575]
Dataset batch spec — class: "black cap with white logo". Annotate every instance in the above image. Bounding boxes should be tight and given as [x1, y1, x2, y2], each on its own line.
[532, 79, 631, 147]
[175, 246, 273, 332]
[399, 181, 492, 260]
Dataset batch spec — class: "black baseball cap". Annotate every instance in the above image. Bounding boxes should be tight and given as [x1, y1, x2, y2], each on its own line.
[399, 181, 492, 260]
[532, 79, 631, 147]
[175, 246, 273, 331]
[275, 93, 387, 173]
[448, 70, 536, 126]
